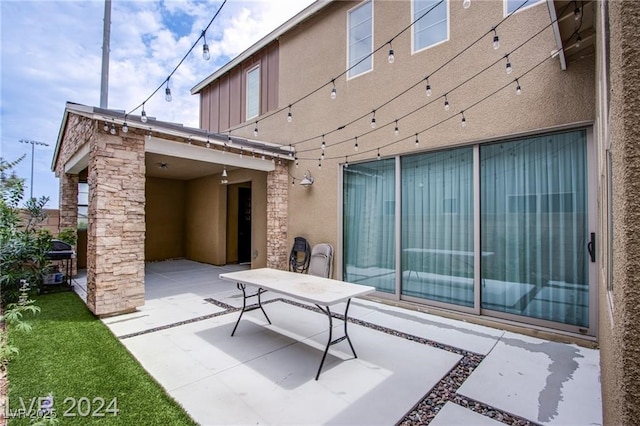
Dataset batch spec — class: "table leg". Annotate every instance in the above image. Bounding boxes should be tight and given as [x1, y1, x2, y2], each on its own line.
[231, 282, 271, 337]
[314, 298, 357, 380]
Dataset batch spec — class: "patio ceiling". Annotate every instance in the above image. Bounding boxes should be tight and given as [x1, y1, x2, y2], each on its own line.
[548, 0, 595, 70]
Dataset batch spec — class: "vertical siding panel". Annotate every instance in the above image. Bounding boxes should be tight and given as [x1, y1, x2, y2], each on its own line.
[210, 81, 220, 133]
[230, 68, 242, 128]
[261, 53, 269, 115]
[201, 86, 211, 131]
[219, 74, 230, 131]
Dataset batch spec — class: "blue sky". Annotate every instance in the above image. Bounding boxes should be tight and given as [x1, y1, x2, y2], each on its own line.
[0, 0, 314, 207]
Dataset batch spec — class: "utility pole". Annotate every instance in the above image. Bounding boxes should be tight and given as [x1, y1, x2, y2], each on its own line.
[18, 139, 49, 200]
[100, 0, 112, 109]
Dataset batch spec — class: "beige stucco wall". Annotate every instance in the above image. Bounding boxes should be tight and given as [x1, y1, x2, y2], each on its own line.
[229, 0, 595, 265]
[597, 1, 640, 424]
[145, 177, 186, 261]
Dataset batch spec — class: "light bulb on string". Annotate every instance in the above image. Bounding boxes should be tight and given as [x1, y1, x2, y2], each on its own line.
[287, 105, 293, 123]
[492, 27, 500, 50]
[575, 33, 582, 48]
[110, 123, 117, 135]
[377, 148, 381, 160]
[463, 0, 471, 9]
[505, 55, 513, 74]
[122, 118, 128, 133]
[461, 111, 467, 127]
[254, 122, 259, 137]
[330, 79, 337, 99]
[388, 42, 395, 64]
[574, 2, 582, 21]
[240, 147, 244, 158]
[103, 122, 109, 132]
[165, 79, 172, 102]
[515, 79, 522, 95]
[415, 133, 420, 147]
[394, 120, 399, 136]
[318, 158, 322, 170]
[295, 156, 299, 168]
[141, 104, 148, 123]
[425, 77, 432, 96]
[354, 136, 359, 151]
[206, 136, 210, 148]
[321, 151, 325, 160]
[444, 94, 450, 111]
[321, 134, 326, 151]
[202, 31, 211, 60]
[344, 156, 349, 168]
[370, 110, 376, 128]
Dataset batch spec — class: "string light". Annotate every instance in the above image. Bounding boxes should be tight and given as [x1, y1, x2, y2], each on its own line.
[492, 27, 500, 50]
[221, 166, 228, 184]
[110, 123, 116, 135]
[165, 79, 172, 102]
[354, 136, 359, 151]
[239, 147, 244, 158]
[575, 33, 582, 48]
[574, 1, 582, 21]
[228, 133, 232, 144]
[206, 136, 210, 148]
[345, 156, 349, 168]
[463, 0, 471, 9]
[370, 110, 376, 128]
[415, 133, 419, 147]
[505, 55, 513, 74]
[318, 158, 322, 169]
[425, 77, 432, 96]
[444, 94, 450, 111]
[331, 79, 337, 99]
[122, 117, 129, 133]
[103, 121, 109, 132]
[321, 151, 325, 160]
[394, 120, 399, 136]
[253, 122, 258, 137]
[202, 31, 211, 61]
[388, 41, 395, 64]
[295, 156, 299, 168]
[377, 148, 381, 160]
[141, 104, 148, 123]
[461, 111, 467, 127]
[287, 105, 293, 123]
[321, 134, 326, 151]
[515, 78, 522, 95]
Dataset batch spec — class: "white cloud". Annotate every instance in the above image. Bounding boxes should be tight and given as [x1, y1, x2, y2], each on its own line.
[0, 0, 315, 207]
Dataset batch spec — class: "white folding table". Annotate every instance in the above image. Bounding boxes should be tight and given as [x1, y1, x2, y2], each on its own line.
[219, 268, 375, 380]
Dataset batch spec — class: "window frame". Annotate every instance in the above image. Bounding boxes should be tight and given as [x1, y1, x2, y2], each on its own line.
[346, 0, 374, 80]
[245, 64, 261, 121]
[411, 0, 450, 55]
[503, 0, 544, 16]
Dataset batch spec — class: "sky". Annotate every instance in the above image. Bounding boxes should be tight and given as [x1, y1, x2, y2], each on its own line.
[0, 0, 316, 207]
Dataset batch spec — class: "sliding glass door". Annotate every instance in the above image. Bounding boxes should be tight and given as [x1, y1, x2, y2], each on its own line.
[341, 128, 592, 332]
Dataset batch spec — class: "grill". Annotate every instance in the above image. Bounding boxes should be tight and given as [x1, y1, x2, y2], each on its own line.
[41, 239, 74, 294]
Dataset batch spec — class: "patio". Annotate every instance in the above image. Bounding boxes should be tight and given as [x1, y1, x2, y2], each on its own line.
[80, 259, 601, 425]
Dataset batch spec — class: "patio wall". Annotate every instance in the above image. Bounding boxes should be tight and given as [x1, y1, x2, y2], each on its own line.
[146, 177, 186, 261]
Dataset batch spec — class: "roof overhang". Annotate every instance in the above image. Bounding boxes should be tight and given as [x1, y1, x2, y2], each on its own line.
[52, 102, 294, 174]
[191, 0, 334, 94]
[547, 0, 595, 70]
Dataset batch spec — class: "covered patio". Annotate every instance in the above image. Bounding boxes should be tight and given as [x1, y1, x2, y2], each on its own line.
[74, 259, 601, 425]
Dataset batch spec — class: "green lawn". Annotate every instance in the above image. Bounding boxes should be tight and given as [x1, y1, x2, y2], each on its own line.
[6, 291, 197, 425]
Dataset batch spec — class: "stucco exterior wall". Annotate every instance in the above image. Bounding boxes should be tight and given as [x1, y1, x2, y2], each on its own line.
[145, 177, 186, 261]
[598, 1, 640, 424]
[185, 174, 226, 265]
[228, 0, 596, 263]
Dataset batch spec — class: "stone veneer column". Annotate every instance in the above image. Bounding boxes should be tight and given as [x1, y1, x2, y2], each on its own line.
[266, 163, 288, 270]
[59, 174, 79, 276]
[86, 132, 145, 316]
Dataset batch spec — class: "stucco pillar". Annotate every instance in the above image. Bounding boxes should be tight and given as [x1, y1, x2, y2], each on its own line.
[601, 1, 640, 424]
[86, 132, 145, 316]
[59, 173, 78, 276]
[266, 163, 288, 270]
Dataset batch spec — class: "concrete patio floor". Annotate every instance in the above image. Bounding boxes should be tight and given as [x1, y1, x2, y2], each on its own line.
[86, 259, 601, 425]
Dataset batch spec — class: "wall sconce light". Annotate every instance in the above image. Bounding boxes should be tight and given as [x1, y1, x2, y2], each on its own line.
[299, 170, 314, 187]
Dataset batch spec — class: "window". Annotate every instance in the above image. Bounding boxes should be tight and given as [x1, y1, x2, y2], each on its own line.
[505, 0, 543, 15]
[348, 1, 373, 79]
[246, 65, 260, 120]
[413, 0, 448, 53]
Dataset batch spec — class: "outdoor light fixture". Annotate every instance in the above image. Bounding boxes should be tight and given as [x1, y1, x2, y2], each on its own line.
[425, 77, 432, 96]
[388, 42, 395, 64]
[492, 28, 500, 50]
[202, 31, 211, 60]
[370, 110, 376, 128]
[221, 167, 228, 184]
[299, 170, 314, 186]
[287, 105, 293, 122]
[330, 80, 337, 99]
[141, 104, 148, 123]
[165, 79, 172, 102]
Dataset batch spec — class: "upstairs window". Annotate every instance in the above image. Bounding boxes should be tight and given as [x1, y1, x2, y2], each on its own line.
[413, 0, 448, 53]
[246, 65, 260, 120]
[348, 1, 373, 79]
[505, 0, 543, 15]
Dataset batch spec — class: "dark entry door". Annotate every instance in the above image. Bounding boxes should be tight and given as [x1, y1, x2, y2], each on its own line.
[237, 187, 252, 263]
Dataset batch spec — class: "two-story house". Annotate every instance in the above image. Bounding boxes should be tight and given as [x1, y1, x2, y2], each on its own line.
[52, 0, 640, 422]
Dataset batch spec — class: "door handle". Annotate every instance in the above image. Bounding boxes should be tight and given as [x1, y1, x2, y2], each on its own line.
[587, 232, 596, 263]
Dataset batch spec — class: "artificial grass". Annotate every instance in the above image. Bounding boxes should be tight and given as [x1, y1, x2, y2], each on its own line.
[6, 291, 198, 425]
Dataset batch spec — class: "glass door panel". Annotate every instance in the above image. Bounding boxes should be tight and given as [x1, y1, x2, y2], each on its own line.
[401, 147, 474, 307]
[343, 159, 396, 293]
[480, 130, 589, 327]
